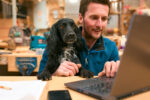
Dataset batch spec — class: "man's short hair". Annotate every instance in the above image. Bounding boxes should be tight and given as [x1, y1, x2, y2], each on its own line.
[79, 0, 110, 17]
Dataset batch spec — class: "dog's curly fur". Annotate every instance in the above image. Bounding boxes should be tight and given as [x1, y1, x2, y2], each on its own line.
[37, 18, 94, 80]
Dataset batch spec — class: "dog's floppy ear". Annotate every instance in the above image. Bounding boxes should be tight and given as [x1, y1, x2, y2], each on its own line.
[74, 25, 84, 51]
[46, 23, 59, 52]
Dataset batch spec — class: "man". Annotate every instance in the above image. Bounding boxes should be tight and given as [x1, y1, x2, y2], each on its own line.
[38, 0, 120, 77]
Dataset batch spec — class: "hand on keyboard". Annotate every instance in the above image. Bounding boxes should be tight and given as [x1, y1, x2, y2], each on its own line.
[98, 61, 120, 77]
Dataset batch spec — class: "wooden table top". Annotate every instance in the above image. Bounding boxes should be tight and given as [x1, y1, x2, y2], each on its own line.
[0, 76, 150, 100]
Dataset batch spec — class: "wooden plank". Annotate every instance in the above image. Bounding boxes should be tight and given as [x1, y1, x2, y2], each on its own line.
[7, 53, 42, 72]
[0, 19, 12, 41]
[0, 42, 8, 48]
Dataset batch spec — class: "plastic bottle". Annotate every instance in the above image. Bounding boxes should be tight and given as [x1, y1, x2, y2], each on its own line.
[120, 35, 126, 50]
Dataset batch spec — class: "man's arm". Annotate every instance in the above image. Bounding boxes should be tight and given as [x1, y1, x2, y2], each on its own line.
[53, 61, 81, 76]
[38, 49, 81, 76]
[38, 49, 49, 75]
[98, 42, 120, 77]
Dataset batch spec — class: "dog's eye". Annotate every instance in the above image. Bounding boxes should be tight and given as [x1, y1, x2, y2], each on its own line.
[72, 25, 76, 30]
[59, 25, 64, 29]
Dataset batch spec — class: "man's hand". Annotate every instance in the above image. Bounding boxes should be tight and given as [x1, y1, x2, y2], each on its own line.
[53, 61, 81, 76]
[98, 61, 120, 77]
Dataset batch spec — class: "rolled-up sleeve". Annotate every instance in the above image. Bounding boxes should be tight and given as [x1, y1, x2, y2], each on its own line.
[38, 49, 49, 75]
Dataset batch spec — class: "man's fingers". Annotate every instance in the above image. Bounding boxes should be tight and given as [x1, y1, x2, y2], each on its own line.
[64, 72, 70, 76]
[53, 61, 82, 77]
[65, 65, 76, 75]
[55, 69, 70, 76]
[60, 71, 70, 76]
[55, 66, 72, 76]
[105, 62, 111, 77]
[62, 67, 74, 76]
[68, 70, 74, 76]
[77, 64, 81, 68]
[110, 61, 116, 77]
[98, 61, 120, 78]
[66, 61, 79, 73]
[98, 71, 105, 77]
[98, 67, 106, 77]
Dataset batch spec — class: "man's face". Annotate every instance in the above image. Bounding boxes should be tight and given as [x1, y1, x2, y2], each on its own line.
[79, 3, 109, 40]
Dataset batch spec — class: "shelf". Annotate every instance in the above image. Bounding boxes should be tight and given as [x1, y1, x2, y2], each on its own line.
[109, 0, 124, 35]
[110, 12, 121, 15]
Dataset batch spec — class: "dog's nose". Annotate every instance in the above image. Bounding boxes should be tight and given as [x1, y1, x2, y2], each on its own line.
[68, 33, 76, 39]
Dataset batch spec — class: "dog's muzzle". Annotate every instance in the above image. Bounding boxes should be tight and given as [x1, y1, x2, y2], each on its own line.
[64, 32, 77, 44]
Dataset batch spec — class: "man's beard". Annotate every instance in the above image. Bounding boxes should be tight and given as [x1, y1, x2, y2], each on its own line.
[83, 18, 103, 39]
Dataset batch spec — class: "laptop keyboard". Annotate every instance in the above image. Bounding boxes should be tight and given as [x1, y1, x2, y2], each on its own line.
[82, 76, 114, 94]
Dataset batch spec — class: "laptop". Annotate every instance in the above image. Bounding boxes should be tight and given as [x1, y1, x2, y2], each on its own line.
[64, 14, 150, 100]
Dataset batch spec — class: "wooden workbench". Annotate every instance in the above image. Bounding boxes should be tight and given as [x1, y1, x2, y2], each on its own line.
[0, 46, 42, 72]
[7, 52, 42, 72]
[0, 76, 150, 100]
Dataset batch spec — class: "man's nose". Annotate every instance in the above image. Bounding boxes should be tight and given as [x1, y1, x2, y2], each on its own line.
[95, 19, 103, 29]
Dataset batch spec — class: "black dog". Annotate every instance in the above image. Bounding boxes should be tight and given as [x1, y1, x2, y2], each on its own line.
[38, 18, 94, 80]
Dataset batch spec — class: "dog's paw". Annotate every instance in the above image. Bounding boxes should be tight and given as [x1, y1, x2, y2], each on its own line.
[37, 70, 52, 81]
[79, 68, 94, 78]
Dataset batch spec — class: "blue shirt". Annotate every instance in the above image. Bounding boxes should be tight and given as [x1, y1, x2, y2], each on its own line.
[79, 36, 119, 75]
[38, 35, 119, 75]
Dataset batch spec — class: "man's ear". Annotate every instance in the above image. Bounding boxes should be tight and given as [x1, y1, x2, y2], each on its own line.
[78, 13, 83, 24]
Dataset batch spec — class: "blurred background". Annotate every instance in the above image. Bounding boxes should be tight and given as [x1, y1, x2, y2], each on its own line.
[0, 0, 150, 76]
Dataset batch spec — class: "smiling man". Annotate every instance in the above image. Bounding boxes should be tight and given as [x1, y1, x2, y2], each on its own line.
[38, 0, 120, 77]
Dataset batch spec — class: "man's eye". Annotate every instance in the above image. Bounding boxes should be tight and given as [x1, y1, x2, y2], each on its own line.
[101, 17, 108, 21]
[90, 16, 98, 20]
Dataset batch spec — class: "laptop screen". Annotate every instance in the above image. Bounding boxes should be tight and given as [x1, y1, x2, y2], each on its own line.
[65, 15, 150, 99]
[110, 14, 150, 97]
